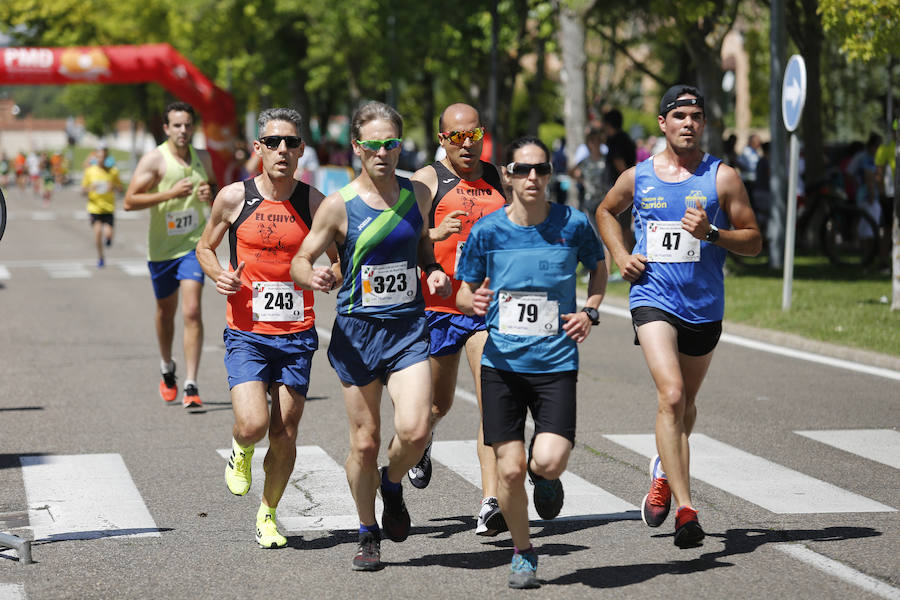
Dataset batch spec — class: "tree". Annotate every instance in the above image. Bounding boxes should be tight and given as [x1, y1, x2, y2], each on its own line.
[820, 0, 900, 310]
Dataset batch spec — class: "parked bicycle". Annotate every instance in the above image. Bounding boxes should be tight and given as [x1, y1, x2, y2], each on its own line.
[0, 186, 6, 243]
[731, 178, 879, 268]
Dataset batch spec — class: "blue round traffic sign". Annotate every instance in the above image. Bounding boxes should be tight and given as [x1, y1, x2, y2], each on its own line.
[782, 55, 807, 132]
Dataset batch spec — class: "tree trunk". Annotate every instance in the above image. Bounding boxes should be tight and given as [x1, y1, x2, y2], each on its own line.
[798, 0, 825, 190]
[422, 71, 437, 162]
[527, 34, 547, 135]
[558, 1, 587, 206]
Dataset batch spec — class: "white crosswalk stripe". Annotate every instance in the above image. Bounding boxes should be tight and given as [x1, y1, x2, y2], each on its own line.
[604, 433, 896, 514]
[30, 211, 56, 221]
[117, 261, 149, 277]
[795, 429, 900, 470]
[431, 440, 638, 521]
[42, 262, 91, 278]
[19, 454, 160, 541]
[216, 446, 382, 532]
[0, 584, 26, 600]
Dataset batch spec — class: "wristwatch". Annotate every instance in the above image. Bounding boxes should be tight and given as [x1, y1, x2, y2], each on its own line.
[705, 224, 720, 243]
[581, 306, 600, 326]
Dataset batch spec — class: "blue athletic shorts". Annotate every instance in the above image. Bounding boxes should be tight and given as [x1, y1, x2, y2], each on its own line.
[426, 311, 486, 358]
[147, 250, 205, 299]
[223, 328, 318, 396]
[328, 314, 430, 386]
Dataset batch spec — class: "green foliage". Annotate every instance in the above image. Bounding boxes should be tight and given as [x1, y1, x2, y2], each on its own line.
[819, 0, 900, 63]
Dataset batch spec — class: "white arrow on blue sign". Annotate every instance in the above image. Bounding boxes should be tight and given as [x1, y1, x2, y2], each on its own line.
[782, 55, 807, 132]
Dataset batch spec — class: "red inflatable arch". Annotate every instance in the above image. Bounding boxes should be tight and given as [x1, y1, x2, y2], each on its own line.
[0, 43, 237, 184]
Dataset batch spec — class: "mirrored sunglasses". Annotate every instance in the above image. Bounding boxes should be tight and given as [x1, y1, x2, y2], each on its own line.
[259, 135, 302, 149]
[505, 162, 552, 176]
[356, 138, 402, 151]
[440, 127, 485, 145]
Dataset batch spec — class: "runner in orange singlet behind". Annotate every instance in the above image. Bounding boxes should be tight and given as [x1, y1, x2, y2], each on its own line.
[407, 103, 509, 535]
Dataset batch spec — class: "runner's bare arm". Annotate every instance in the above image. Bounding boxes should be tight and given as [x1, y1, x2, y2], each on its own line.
[561, 260, 606, 343]
[596, 167, 646, 281]
[456, 278, 493, 317]
[291, 190, 346, 291]
[683, 163, 761, 256]
[196, 182, 245, 295]
[195, 148, 217, 202]
[309, 186, 342, 290]
[414, 180, 451, 297]
[123, 150, 191, 210]
[411, 165, 452, 242]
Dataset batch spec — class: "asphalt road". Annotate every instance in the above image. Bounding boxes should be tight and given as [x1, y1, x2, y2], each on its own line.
[0, 184, 898, 599]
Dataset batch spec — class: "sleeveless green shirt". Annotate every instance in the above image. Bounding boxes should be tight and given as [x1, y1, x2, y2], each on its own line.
[147, 142, 209, 261]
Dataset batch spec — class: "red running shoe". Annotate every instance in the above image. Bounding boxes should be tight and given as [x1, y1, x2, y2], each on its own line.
[674, 505, 705, 548]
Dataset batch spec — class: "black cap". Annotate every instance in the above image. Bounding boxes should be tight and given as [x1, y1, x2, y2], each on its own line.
[659, 85, 704, 116]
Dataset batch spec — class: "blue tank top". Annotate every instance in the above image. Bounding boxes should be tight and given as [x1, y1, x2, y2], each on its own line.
[335, 176, 425, 317]
[630, 154, 729, 323]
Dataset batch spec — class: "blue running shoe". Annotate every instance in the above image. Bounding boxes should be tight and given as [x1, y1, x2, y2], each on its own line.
[508, 550, 540, 589]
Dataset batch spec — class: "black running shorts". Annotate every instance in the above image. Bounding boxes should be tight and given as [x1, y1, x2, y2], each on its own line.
[480, 366, 576, 446]
[631, 306, 722, 357]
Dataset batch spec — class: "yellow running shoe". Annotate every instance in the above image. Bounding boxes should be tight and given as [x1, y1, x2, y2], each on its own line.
[225, 439, 253, 496]
[256, 513, 287, 549]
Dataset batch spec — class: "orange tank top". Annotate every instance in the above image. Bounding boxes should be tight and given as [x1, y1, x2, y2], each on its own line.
[422, 161, 506, 313]
[226, 179, 315, 334]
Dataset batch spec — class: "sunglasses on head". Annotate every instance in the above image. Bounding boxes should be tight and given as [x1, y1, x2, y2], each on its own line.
[505, 162, 552, 176]
[356, 138, 402, 151]
[259, 135, 302, 150]
[439, 127, 485, 146]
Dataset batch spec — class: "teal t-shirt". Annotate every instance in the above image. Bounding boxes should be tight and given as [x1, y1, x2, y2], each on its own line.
[456, 203, 602, 373]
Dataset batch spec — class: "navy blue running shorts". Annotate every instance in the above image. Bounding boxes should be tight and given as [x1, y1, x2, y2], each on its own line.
[224, 328, 318, 396]
[631, 306, 722, 357]
[147, 250, 205, 299]
[480, 366, 577, 446]
[426, 311, 486, 357]
[328, 314, 430, 387]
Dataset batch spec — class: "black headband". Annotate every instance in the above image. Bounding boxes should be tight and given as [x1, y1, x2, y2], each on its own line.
[661, 97, 704, 116]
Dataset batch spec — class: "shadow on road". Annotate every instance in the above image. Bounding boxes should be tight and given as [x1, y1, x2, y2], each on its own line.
[546, 525, 882, 589]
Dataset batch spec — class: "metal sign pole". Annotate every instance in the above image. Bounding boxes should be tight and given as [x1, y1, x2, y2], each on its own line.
[780, 54, 806, 311]
[782, 133, 799, 310]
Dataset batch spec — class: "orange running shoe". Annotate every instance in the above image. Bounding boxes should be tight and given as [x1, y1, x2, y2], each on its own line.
[159, 362, 177, 403]
[641, 454, 671, 527]
[183, 383, 202, 409]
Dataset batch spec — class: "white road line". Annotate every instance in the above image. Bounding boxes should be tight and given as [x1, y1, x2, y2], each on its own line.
[0, 266, 10, 280]
[592, 302, 900, 382]
[795, 429, 900, 470]
[19, 454, 160, 541]
[432, 440, 638, 522]
[0, 584, 26, 600]
[43, 262, 91, 279]
[216, 446, 378, 532]
[117, 261, 149, 277]
[775, 544, 900, 600]
[603, 433, 895, 514]
[30, 211, 55, 221]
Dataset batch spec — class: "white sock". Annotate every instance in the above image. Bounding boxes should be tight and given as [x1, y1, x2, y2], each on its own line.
[160, 359, 175, 374]
[184, 379, 197, 391]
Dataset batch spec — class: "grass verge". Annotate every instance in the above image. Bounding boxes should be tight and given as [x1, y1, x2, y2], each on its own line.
[600, 255, 898, 357]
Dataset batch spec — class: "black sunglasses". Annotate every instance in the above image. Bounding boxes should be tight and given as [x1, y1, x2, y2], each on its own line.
[259, 135, 302, 150]
[505, 162, 552, 176]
